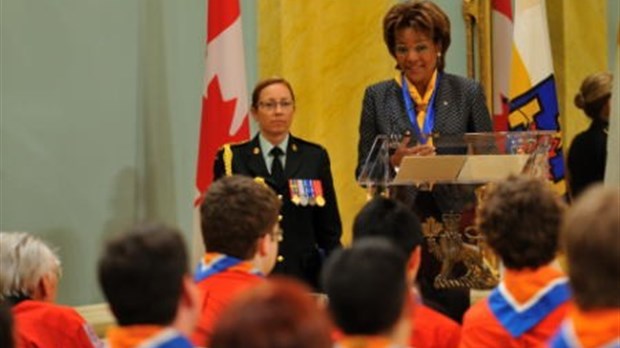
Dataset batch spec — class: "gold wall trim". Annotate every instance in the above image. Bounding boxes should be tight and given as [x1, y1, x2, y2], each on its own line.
[463, 0, 493, 113]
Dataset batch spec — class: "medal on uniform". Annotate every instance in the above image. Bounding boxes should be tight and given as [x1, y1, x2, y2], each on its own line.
[289, 180, 301, 205]
[303, 179, 316, 206]
[313, 180, 325, 207]
[297, 180, 309, 206]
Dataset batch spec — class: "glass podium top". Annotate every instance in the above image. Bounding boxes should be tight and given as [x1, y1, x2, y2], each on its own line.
[357, 131, 556, 187]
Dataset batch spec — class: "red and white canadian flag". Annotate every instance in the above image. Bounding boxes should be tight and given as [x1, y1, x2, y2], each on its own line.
[194, 0, 250, 206]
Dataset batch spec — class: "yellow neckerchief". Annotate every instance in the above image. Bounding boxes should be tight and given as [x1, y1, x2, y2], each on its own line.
[395, 70, 438, 145]
[336, 335, 398, 348]
[107, 325, 166, 348]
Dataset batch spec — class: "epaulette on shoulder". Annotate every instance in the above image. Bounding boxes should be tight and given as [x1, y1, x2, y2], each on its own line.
[218, 139, 250, 152]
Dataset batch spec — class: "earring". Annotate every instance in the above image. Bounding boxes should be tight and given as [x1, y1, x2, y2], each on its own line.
[437, 52, 442, 57]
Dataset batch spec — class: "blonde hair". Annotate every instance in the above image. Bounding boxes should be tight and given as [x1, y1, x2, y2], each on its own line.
[0, 232, 61, 300]
[574, 72, 613, 112]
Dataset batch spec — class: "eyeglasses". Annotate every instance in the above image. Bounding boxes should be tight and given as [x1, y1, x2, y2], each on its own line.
[270, 225, 284, 242]
[258, 100, 295, 111]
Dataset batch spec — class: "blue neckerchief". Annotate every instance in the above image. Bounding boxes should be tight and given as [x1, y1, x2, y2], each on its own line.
[194, 254, 263, 283]
[548, 322, 575, 348]
[156, 336, 194, 348]
[143, 329, 194, 348]
[488, 278, 570, 338]
[400, 72, 441, 144]
[549, 321, 620, 348]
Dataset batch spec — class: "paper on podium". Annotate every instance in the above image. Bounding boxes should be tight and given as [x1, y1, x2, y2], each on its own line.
[392, 154, 529, 184]
[458, 154, 529, 181]
[393, 155, 465, 184]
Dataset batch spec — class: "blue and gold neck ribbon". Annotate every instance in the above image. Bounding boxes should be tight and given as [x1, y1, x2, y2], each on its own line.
[400, 71, 441, 145]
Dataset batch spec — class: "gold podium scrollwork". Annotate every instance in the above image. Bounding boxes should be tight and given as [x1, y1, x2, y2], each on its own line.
[421, 184, 500, 290]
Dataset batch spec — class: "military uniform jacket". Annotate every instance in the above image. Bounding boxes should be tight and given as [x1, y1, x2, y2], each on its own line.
[213, 134, 342, 289]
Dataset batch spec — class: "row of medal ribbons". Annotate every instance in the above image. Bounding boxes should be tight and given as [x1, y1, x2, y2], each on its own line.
[288, 179, 325, 207]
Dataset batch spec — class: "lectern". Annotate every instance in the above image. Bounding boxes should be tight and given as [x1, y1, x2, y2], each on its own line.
[357, 131, 555, 290]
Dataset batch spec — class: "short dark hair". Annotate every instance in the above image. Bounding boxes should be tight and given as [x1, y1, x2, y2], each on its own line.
[211, 277, 332, 348]
[353, 197, 423, 256]
[476, 175, 564, 269]
[383, 0, 451, 71]
[201, 175, 281, 259]
[322, 238, 408, 335]
[251, 77, 296, 109]
[562, 185, 620, 310]
[98, 224, 188, 326]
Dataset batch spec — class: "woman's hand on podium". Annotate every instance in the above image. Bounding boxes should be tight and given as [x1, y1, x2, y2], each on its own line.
[390, 133, 436, 167]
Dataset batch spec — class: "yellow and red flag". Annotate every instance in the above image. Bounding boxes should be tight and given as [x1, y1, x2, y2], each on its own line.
[508, 0, 566, 194]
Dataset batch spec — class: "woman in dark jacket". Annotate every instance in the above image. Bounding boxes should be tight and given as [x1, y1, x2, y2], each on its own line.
[567, 72, 613, 199]
[356, 0, 492, 323]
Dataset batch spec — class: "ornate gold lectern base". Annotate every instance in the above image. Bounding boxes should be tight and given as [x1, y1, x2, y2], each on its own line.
[421, 185, 500, 290]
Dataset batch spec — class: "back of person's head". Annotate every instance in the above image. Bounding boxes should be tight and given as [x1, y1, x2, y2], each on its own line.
[476, 175, 564, 270]
[0, 232, 61, 302]
[322, 238, 409, 336]
[562, 185, 620, 310]
[201, 175, 281, 259]
[98, 223, 188, 326]
[352, 197, 423, 256]
[574, 72, 613, 120]
[210, 277, 332, 348]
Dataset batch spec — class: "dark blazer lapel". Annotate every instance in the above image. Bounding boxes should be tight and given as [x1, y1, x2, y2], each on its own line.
[245, 135, 270, 178]
[284, 135, 303, 178]
[433, 75, 452, 133]
[387, 80, 414, 135]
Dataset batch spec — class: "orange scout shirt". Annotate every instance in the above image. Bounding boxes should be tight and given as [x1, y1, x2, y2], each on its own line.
[13, 300, 102, 348]
[460, 265, 570, 348]
[191, 253, 264, 347]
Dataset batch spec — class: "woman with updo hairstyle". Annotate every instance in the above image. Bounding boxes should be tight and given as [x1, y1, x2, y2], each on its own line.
[567, 72, 613, 199]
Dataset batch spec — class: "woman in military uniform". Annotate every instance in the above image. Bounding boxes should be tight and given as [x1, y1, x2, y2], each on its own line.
[213, 77, 342, 290]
